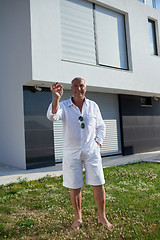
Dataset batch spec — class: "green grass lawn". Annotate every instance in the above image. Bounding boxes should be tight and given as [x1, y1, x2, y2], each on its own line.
[0, 162, 159, 240]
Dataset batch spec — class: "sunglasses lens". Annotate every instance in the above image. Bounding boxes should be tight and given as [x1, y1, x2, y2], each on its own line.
[79, 116, 83, 121]
[81, 123, 85, 129]
[79, 116, 85, 129]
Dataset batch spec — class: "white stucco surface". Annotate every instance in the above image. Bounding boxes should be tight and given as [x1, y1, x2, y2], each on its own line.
[30, 0, 160, 96]
[0, 0, 32, 169]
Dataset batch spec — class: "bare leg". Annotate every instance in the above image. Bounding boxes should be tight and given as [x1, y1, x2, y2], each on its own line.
[93, 185, 113, 230]
[70, 188, 82, 230]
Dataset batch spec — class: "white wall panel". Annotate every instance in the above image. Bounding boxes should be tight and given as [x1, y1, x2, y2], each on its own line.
[95, 5, 128, 69]
[30, 0, 61, 81]
[0, 0, 32, 169]
[60, 0, 96, 64]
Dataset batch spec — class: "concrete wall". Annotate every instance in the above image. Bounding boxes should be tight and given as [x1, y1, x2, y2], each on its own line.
[29, 0, 160, 97]
[0, 0, 32, 169]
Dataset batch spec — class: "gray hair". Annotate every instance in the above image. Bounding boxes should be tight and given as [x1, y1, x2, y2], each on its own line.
[71, 77, 86, 86]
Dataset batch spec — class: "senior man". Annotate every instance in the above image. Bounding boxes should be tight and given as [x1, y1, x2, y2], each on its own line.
[47, 77, 112, 230]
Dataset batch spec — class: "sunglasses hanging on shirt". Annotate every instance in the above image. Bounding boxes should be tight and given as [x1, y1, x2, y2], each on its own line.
[79, 116, 85, 129]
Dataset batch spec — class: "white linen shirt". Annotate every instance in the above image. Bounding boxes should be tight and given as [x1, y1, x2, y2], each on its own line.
[47, 98, 106, 151]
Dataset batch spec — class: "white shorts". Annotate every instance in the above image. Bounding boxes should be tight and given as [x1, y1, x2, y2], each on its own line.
[63, 145, 105, 189]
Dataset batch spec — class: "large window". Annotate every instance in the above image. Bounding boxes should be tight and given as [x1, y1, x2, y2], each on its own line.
[146, 0, 154, 7]
[148, 19, 158, 55]
[60, 0, 129, 70]
[138, 0, 160, 10]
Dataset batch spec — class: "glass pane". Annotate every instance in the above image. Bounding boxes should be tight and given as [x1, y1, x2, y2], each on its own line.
[146, 0, 154, 7]
[138, 0, 144, 2]
[148, 21, 154, 54]
[152, 0, 156, 7]
[156, 0, 160, 9]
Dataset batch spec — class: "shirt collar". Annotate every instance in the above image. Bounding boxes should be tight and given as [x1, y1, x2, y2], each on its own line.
[68, 98, 73, 107]
[68, 97, 88, 107]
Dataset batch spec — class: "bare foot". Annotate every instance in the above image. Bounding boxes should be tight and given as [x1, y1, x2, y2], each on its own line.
[98, 217, 113, 230]
[71, 220, 82, 230]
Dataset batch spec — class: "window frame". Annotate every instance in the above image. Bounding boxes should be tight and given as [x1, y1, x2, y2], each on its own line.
[148, 18, 158, 56]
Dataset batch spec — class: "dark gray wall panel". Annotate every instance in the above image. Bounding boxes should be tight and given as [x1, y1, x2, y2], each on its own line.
[119, 95, 160, 155]
[23, 87, 55, 169]
[26, 148, 54, 169]
[25, 130, 54, 149]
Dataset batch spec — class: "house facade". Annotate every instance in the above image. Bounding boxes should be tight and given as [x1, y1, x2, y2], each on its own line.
[0, 0, 160, 169]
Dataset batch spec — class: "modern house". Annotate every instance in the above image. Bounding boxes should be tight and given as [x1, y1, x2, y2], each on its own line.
[0, 0, 160, 169]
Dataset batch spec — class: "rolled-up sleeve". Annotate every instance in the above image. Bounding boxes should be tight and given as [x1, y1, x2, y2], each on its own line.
[46, 102, 64, 121]
[95, 105, 106, 146]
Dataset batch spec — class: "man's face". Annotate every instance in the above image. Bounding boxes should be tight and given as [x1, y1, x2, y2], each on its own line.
[71, 78, 86, 99]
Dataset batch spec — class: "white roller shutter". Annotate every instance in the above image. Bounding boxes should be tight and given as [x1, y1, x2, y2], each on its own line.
[94, 5, 128, 69]
[60, 0, 96, 65]
[53, 91, 121, 162]
[53, 90, 71, 162]
[86, 92, 122, 156]
[53, 121, 63, 163]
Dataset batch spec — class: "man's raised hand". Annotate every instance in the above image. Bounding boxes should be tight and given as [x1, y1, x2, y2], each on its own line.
[50, 82, 63, 99]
